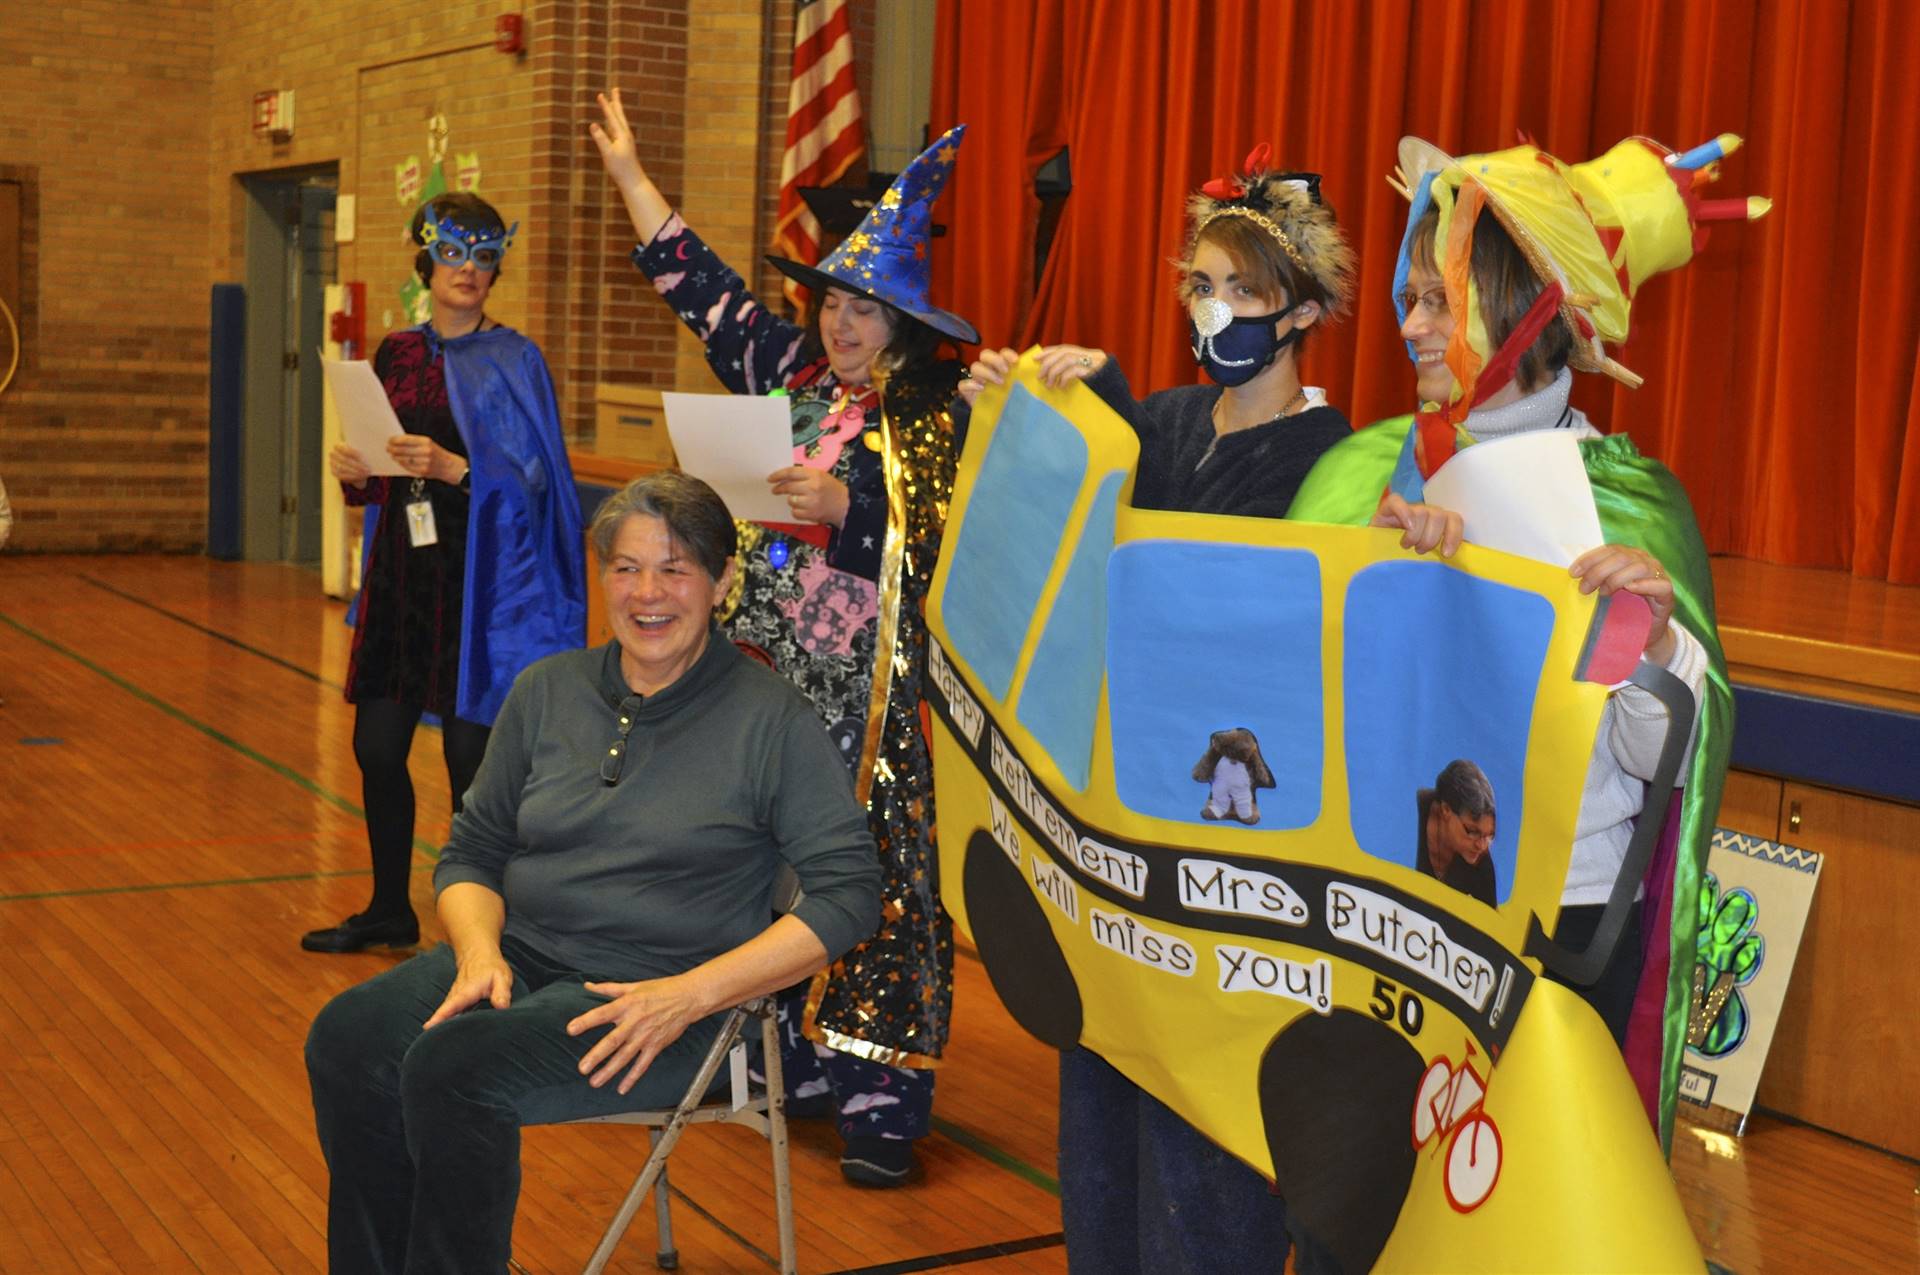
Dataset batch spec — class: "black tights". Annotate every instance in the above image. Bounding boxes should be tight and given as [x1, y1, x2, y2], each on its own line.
[351, 699, 490, 919]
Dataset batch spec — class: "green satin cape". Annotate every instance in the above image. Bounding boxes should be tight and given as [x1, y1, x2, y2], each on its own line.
[1289, 415, 1731, 1154]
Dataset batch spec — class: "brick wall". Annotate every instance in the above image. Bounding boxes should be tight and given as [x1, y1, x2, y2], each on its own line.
[202, 0, 680, 446]
[0, 4, 216, 552]
[530, 0, 692, 440]
[1, 0, 880, 553]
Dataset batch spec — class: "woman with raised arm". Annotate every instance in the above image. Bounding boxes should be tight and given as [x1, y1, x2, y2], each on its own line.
[592, 88, 976, 1188]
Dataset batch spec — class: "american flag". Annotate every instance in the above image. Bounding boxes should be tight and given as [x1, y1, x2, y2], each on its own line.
[772, 0, 865, 310]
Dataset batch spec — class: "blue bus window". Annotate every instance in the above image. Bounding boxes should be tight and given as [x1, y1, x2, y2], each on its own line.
[942, 386, 1089, 700]
[1019, 471, 1124, 790]
[1107, 542, 1322, 828]
[1343, 561, 1556, 906]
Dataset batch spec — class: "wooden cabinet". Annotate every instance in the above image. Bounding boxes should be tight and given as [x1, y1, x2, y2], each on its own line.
[1707, 559, 1920, 1160]
[1716, 769, 1783, 840]
[1715, 766, 1920, 1159]
[594, 384, 677, 466]
[1745, 783, 1920, 1160]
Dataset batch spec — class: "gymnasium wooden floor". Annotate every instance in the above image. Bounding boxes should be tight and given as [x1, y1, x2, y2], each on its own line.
[1, 553, 1914, 1274]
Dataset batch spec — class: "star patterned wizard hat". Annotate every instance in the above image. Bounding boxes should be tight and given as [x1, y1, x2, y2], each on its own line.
[767, 125, 980, 345]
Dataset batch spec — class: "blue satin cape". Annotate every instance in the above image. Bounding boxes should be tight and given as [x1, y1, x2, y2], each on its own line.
[436, 325, 586, 725]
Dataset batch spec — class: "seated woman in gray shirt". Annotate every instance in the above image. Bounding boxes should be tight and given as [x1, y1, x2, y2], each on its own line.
[305, 471, 882, 1275]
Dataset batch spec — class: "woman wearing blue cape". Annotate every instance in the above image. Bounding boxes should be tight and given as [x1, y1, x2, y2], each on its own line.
[302, 191, 586, 955]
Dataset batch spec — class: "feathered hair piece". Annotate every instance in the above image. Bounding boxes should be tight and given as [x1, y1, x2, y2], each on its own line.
[1184, 143, 1358, 317]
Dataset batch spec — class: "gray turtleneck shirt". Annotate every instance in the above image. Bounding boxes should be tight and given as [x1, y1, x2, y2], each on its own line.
[433, 632, 882, 980]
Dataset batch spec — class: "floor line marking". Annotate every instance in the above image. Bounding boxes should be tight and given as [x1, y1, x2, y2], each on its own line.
[79, 573, 345, 690]
[663, 1182, 781, 1269]
[1, 867, 373, 904]
[822, 1231, 1066, 1274]
[0, 608, 439, 862]
[929, 1115, 1060, 1197]
[72, 569, 459, 759]
[0, 833, 319, 863]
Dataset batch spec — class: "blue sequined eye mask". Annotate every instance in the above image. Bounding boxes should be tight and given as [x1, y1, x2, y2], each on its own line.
[419, 208, 517, 271]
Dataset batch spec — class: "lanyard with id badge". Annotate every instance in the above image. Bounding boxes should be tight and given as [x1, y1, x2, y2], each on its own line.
[404, 478, 438, 547]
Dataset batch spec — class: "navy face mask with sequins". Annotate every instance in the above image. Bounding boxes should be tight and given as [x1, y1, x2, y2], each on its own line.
[1188, 295, 1302, 387]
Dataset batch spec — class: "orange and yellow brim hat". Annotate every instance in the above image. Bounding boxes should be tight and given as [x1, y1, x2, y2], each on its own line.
[1390, 133, 1771, 410]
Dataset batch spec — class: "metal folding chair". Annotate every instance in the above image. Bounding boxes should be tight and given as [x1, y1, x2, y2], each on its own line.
[569, 995, 794, 1273]
[570, 868, 804, 1273]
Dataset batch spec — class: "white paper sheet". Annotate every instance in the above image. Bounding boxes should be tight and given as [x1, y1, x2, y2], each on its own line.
[1421, 431, 1604, 567]
[660, 391, 795, 523]
[320, 356, 408, 476]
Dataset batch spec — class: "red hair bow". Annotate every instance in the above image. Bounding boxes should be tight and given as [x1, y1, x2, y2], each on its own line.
[1200, 142, 1274, 200]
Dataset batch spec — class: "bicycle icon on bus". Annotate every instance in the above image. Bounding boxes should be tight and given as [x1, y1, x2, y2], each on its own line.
[1412, 1041, 1504, 1212]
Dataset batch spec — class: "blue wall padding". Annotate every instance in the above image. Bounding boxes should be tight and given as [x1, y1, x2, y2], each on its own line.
[1107, 541, 1324, 828]
[1729, 685, 1920, 805]
[942, 386, 1089, 699]
[207, 284, 246, 560]
[1342, 562, 1555, 903]
[1019, 471, 1123, 791]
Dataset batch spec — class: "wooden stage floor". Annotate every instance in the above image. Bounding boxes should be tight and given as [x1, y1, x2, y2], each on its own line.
[0, 554, 1914, 1273]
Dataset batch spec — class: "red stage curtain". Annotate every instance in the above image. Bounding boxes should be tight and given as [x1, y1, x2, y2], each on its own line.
[929, 0, 1920, 583]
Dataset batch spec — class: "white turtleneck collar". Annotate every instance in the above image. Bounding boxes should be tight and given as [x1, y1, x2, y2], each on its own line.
[1462, 368, 1599, 443]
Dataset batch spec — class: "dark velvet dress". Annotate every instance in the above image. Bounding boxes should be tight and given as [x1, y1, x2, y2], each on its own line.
[344, 329, 473, 718]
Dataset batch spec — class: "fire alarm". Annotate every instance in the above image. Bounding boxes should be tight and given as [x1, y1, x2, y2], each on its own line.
[495, 14, 525, 54]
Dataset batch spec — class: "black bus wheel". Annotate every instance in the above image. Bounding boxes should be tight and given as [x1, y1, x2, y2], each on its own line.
[1258, 1009, 1425, 1273]
[963, 829, 1083, 1051]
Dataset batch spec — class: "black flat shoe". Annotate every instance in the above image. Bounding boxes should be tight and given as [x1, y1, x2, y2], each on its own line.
[301, 911, 420, 954]
[840, 1136, 921, 1188]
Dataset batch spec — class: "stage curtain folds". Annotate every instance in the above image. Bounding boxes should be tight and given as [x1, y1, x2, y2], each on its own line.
[928, 0, 1920, 583]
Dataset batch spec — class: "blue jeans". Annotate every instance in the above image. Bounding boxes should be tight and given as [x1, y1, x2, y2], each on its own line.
[305, 938, 720, 1275]
[1058, 1047, 1291, 1274]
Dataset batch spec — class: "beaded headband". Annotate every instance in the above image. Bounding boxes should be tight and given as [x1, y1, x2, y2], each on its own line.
[1197, 205, 1308, 272]
[1186, 146, 1356, 317]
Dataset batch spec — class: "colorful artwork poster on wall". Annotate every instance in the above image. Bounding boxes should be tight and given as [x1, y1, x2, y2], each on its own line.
[925, 353, 1704, 1273]
[396, 113, 458, 327]
[1679, 829, 1823, 1122]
